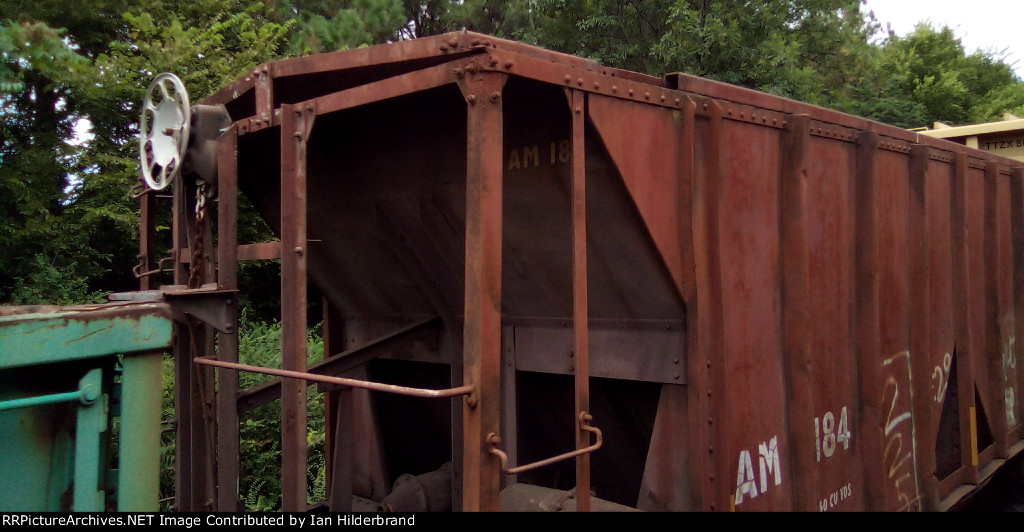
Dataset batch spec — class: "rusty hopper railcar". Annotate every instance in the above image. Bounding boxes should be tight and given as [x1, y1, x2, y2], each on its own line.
[136, 31, 1024, 512]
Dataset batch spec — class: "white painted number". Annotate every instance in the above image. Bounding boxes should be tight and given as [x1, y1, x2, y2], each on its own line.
[932, 352, 952, 402]
[815, 406, 851, 462]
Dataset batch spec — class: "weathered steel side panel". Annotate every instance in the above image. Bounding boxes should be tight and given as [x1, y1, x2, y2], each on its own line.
[803, 133, 860, 512]
[875, 147, 920, 511]
[715, 120, 788, 511]
[1012, 167, 1024, 447]
[966, 162, 998, 470]
[996, 168, 1020, 448]
[588, 94, 687, 301]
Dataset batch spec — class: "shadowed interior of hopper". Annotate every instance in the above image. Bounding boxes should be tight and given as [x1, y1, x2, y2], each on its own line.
[236, 75, 685, 508]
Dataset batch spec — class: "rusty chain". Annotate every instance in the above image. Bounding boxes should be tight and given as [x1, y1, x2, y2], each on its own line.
[188, 180, 208, 289]
[187, 179, 217, 508]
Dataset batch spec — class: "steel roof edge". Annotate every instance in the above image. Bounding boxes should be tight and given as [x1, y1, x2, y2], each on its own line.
[203, 31, 665, 107]
[201, 32, 1023, 172]
[668, 71, 1024, 170]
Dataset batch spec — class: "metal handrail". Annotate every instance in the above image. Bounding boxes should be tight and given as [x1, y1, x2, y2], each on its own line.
[193, 356, 474, 398]
[132, 253, 175, 279]
[0, 382, 99, 412]
[487, 411, 602, 475]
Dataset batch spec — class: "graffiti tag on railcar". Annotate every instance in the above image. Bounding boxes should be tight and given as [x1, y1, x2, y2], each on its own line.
[881, 351, 922, 511]
[734, 436, 783, 506]
[506, 139, 570, 170]
[932, 352, 952, 403]
[814, 406, 852, 462]
[1004, 335, 1017, 427]
[818, 482, 853, 512]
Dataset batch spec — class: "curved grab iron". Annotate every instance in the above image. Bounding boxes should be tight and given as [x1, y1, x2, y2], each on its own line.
[487, 411, 602, 475]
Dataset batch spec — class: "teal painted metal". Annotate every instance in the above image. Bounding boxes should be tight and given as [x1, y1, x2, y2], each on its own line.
[0, 377, 99, 412]
[73, 368, 107, 511]
[0, 301, 173, 511]
[0, 302, 173, 370]
[116, 351, 163, 511]
[0, 389, 90, 412]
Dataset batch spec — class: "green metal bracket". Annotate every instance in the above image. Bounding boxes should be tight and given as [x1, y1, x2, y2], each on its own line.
[72, 368, 107, 512]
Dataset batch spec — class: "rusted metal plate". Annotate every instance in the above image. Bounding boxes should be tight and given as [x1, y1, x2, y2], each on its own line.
[511, 320, 684, 384]
[587, 94, 686, 301]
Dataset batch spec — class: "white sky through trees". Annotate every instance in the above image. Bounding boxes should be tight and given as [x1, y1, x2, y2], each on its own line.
[862, 0, 1023, 79]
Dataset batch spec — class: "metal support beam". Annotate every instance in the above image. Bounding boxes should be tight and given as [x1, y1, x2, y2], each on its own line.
[951, 152, 981, 486]
[908, 144, 940, 511]
[854, 130, 884, 512]
[171, 170, 213, 510]
[280, 102, 315, 511]
[73, 368, 106, 511]
[568, 88, 592, 512]
[138, 182, 156, 291]
[779, 114, 815, 510]
[691, 100, 727, 511]
[459, 72, 506, 511]
[216, 125, 241, 511]
[328, 389, 354, 511]
[984, 161, 1010, 458]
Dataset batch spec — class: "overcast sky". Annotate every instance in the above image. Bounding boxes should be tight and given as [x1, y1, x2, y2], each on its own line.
[861, 0, 1024, 79]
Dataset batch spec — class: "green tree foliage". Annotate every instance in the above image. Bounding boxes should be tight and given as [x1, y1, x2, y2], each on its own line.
[74, 2, 292, 296]
[0, 1, 290, 304]
[157, 316, 326, 511]
[0, 20, 103, 303]
[522, 0, 876, 105]
[275, 0, 408, 55]
[520, 1, 1024, 128]
[837, 23, 1024, 128]
[522, 0, 674, 75]
[272, 0, 535, 55]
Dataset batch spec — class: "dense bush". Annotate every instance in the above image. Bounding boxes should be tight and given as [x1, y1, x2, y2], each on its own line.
[158, 314, 326, 511]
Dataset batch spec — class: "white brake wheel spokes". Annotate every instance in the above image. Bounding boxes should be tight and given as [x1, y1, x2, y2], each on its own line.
[139, 73, 191, 190]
